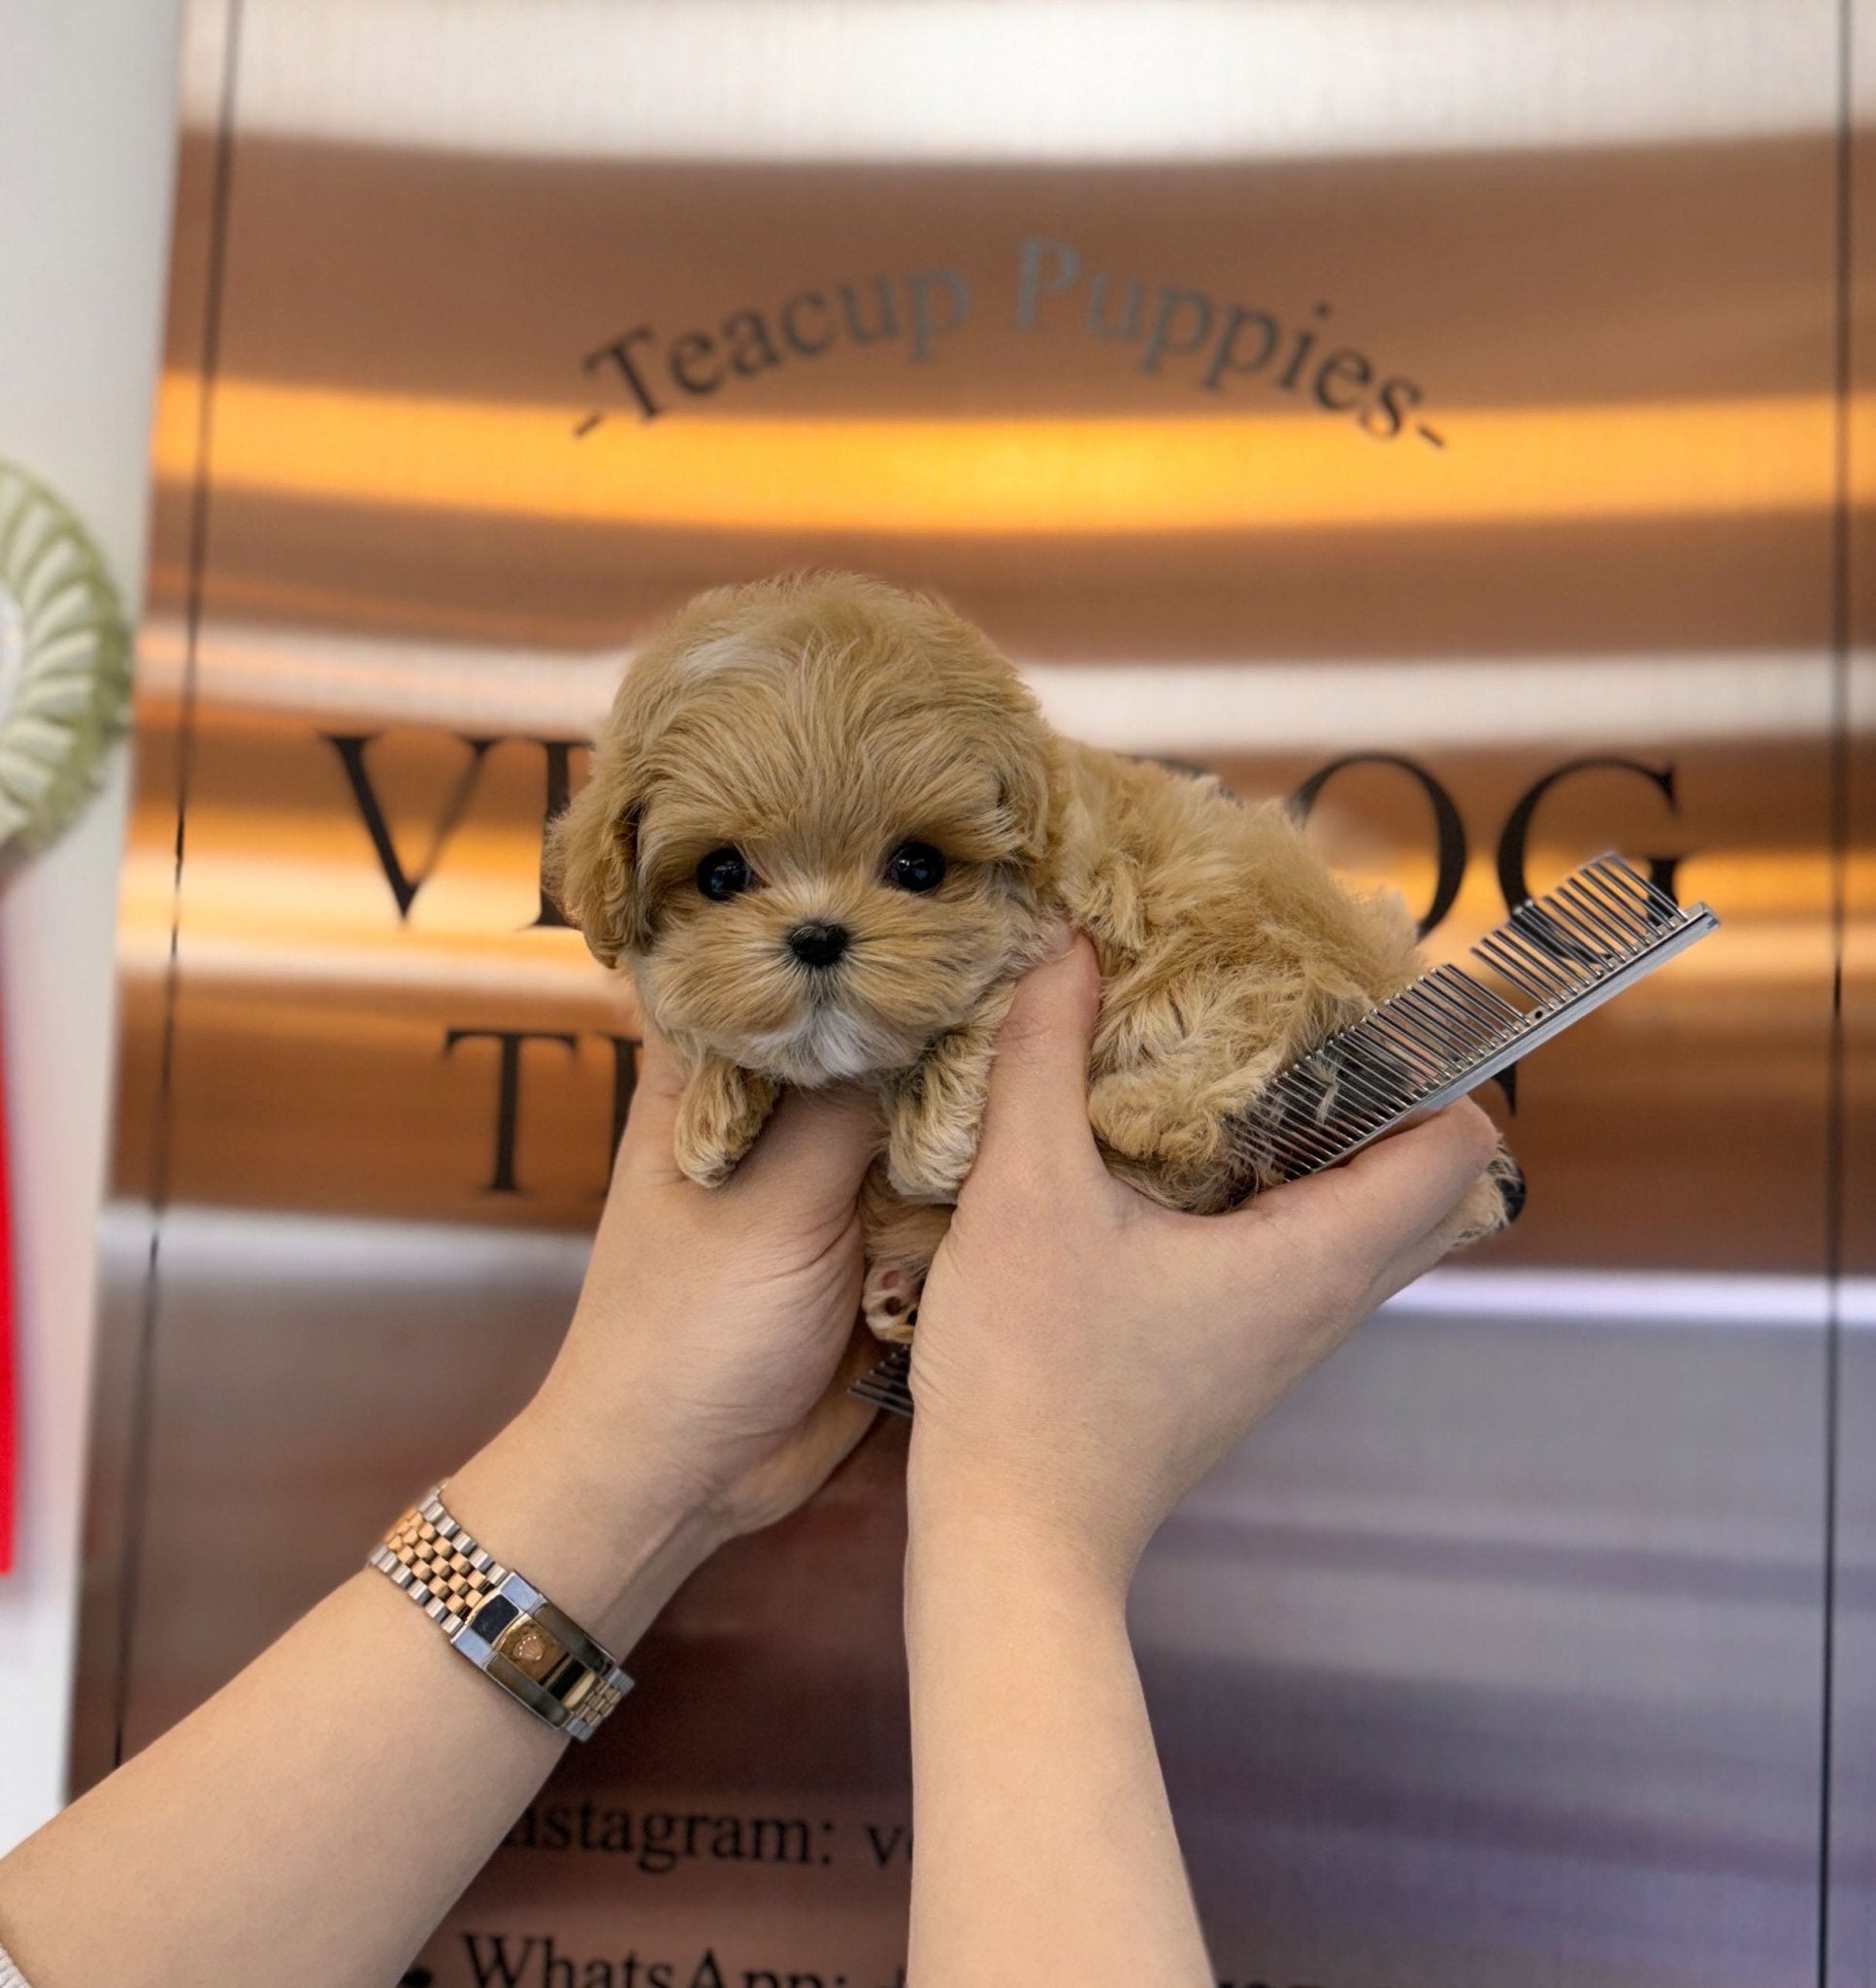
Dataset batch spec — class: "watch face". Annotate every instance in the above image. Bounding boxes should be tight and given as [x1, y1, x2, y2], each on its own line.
[493, 1610, 571, 1684]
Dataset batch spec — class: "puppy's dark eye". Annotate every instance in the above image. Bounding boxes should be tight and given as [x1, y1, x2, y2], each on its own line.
[888, 842, 946, 894]
[697, 847, 752, 901]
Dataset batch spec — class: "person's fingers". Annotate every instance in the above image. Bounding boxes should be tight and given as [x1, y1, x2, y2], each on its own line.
[971, 931, 1105, 1190]
[1231, 1098, 1498, 1267]
[1341, 1099, 1500, 1249]
[1354, 1182, 1497, 1317]
[734, 1078, 884, 1205]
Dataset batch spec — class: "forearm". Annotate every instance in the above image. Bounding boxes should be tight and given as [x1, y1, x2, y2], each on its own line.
[903, 1497, 1212, 1988]
[0, 1414, 721, 1988]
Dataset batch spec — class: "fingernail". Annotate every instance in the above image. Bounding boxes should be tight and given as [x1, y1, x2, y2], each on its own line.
[1038, 916, 1074, 959]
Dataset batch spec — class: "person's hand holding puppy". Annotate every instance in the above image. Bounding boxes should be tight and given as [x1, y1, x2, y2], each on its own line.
[908, 927, 1500, 1588]
[900, 930, 1500, 1988]
[447, 1027, 883, 1657]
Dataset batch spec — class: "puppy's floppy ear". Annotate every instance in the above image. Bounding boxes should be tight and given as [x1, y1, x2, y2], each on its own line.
[987, 705, 1055, 867]
[913, 581, 1056, 867]
[994, 753, 1050, 863]
[547, 589, 738, 965]
[545, 738, 651, 968]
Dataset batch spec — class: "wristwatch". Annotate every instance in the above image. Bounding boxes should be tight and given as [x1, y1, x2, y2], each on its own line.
[369, 1487, 633, 1741]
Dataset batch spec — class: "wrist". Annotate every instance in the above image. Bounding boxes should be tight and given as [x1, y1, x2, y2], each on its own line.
[904, 1505, 1135, 1702]
[443, 1407, 728, 1661]
[905, 1447, 1138, 1609]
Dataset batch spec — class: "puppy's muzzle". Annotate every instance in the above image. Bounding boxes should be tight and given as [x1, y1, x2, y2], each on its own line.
[788, 921, 850, 969]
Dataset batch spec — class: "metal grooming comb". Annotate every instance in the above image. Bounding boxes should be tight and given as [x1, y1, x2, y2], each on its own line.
[848, 852, 1719, 1418]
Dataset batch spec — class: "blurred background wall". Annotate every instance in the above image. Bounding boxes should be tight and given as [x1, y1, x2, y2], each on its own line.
[0, 0, 184, 1849]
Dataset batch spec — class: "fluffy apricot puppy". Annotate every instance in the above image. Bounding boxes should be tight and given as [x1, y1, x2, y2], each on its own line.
[549, 573, 1518, 1341]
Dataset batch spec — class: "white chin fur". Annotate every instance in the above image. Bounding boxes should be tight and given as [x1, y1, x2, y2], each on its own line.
[747, 1005, 903, 1082]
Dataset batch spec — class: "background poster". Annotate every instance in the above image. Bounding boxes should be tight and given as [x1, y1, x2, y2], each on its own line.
[76, 5, 1875, 1983]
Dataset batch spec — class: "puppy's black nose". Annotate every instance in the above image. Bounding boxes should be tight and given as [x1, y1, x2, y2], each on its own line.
[788, 921, 849, 969]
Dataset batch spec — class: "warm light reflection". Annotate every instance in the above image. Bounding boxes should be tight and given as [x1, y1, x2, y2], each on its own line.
[154, 375, 1839, 537]
[116, 803, 1849, 1005]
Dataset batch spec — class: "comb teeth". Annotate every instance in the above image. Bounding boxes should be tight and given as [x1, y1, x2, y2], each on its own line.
[852, 853, 1719, 1418]
[847, 1343, 915, 1417]
[1255, 853, 1717, 1183]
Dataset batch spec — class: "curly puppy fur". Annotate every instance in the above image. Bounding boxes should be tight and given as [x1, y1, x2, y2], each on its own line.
[550, 573, 1518, 1340]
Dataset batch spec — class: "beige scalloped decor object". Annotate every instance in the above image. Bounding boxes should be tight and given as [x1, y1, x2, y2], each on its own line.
[0, 459, 131, 859]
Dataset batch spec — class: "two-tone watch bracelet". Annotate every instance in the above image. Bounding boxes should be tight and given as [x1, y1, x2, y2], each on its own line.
[369, 1487, 633, 1741]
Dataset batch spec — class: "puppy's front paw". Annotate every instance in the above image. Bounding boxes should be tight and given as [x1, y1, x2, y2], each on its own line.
[674, 1057, 775, 1188]
[675, 1140, 739, 1190]
[1495, 1152, 1528, 1225]
[885, 1005, 1004, 1201]
[862, 1262, 923, 1343]
[1446, 1144, 1526, 1246]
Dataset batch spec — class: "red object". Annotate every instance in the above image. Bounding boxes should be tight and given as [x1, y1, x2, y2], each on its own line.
[0, 1026, 14, 1574]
